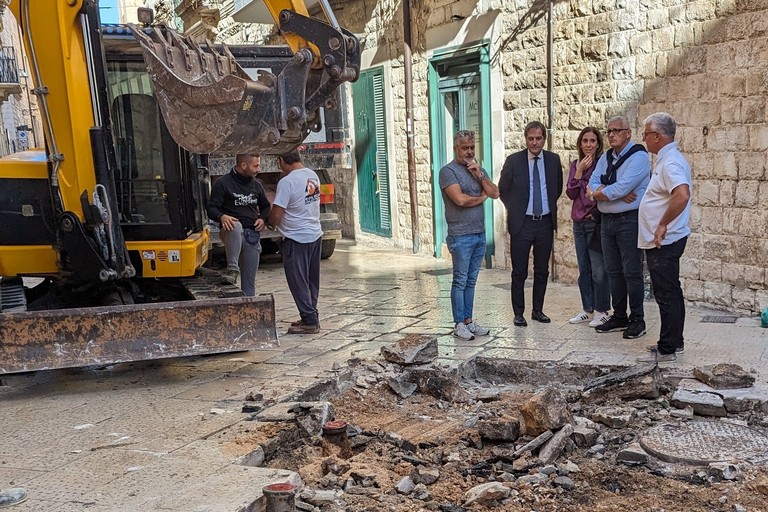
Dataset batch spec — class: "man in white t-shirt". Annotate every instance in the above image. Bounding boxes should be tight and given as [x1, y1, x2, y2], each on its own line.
[268, 149, 323, 334]
[636, 112, 692, 364]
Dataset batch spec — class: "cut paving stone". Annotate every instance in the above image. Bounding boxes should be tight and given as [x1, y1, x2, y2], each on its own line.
[381, 334, 438, 365]
[572, 426, 599, 448]
[520, 388, 572, 436]
[591, 406, 635, 428]
[677, 379, 768, 414]
[387, 375, 418, 398]
[617, 443, 650, 466]
[582, 364, 660, 399]
[256, 402, 335, 436]
[478, 418, 521, 442]
[408, 367, 472, 402]
[640, 421, 768, 465]
[141, 466, 301, 511]
[538, 424, 574, 464]
[670, 388, 726, 417]
[693, 364, 755, 390]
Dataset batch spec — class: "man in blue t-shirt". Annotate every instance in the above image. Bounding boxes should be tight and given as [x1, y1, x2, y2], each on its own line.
[439, 130, 499, 341]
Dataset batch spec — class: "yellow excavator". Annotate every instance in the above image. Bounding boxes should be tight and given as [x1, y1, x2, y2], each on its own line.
[0, 0, 359, 374]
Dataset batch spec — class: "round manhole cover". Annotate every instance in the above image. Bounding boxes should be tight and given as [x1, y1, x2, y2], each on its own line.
[640, 421, 768, 465]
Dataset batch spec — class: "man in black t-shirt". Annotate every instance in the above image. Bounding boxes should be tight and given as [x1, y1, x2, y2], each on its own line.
[207, 154, 270, 296]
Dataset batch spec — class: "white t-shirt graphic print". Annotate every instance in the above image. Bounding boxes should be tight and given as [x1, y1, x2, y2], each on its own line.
[273, 167, 323, 243]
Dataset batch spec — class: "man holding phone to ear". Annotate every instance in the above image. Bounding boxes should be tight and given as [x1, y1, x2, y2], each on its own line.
[439, 130, 499, 341]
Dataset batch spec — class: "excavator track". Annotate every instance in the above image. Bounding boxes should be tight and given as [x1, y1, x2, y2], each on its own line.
[0, 278, 28, 313]
[0, 272, 278, 375]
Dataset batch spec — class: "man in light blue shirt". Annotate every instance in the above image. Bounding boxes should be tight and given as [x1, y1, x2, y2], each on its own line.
[587, 116, 650, 339]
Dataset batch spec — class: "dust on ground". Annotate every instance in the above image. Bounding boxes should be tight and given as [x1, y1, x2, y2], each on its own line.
[221, 383, 768, 511]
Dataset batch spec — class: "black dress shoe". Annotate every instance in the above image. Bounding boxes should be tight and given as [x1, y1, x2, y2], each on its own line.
[531, 311, 551, 323]
[513, 315, 527, 327]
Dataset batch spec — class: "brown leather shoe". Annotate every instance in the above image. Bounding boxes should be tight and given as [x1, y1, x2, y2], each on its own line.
[287, 323, 320, 334]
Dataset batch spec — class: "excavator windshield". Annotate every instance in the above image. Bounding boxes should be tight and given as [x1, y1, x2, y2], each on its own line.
[107, 61, 171, 226]
[103, 39, 208, 243]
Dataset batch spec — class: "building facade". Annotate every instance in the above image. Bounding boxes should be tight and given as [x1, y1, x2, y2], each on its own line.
[127, 0, 768, 314]
[0, 5, 42, 156]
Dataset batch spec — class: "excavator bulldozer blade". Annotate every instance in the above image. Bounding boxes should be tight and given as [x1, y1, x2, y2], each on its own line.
[0, 295, 278, 375]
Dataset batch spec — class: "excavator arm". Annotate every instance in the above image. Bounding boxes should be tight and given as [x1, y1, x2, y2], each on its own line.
[128, 0, 360, 155]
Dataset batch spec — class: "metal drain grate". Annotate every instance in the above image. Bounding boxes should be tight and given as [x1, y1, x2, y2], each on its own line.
[423, 269, 453, 276]
[492, 282, 531, 290]
[641, 421, 768, 465]
[701, 315, 738, 323]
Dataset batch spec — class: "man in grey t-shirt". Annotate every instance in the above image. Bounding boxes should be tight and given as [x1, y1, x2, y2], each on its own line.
[439, 130, 499, 341]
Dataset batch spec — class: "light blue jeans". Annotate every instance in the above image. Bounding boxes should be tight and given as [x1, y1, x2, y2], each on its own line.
[447, 232, 486, 325]
[219, 220, 262, 297]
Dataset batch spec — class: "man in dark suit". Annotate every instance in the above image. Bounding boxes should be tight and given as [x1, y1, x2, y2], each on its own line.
[498, 121, 564, 326]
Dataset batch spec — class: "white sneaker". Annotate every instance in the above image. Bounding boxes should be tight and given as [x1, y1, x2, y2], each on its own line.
[467, 321, 490, 336]
[589, 311, 610, 327]
[453, 322, 475, 341]
[569, 311, 591, 324]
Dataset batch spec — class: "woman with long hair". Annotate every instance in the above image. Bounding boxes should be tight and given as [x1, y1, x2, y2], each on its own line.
[566, 127, 611, 326]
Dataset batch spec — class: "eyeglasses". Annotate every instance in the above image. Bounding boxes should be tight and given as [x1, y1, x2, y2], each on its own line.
[606, 128, 629, 135]
[642, 131, 659, 140]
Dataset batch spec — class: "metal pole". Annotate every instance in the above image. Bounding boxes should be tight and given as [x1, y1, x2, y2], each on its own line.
[403, 0, 420, 253]
[546, 0, 557, 281]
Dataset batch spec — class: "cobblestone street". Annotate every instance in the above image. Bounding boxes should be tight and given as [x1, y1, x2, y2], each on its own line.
[1, 240, 766, 511]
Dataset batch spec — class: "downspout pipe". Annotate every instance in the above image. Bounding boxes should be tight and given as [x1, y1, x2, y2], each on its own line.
[546, 0, 557, 280]
[403, 0, 420, 253]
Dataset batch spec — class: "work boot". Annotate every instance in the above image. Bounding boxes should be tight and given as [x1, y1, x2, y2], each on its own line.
[287, 323, 320, 334]
[222, 268, 239, 285]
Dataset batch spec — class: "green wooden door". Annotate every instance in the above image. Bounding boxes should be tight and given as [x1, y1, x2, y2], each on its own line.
[352, 68, 391, 236]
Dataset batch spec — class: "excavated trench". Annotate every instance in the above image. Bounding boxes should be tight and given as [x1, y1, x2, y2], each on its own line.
[220, 356, 768, 511]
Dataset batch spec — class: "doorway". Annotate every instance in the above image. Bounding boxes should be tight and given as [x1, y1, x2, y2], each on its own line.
[352, 67, 391, 236]
[428, 45, 493, 262]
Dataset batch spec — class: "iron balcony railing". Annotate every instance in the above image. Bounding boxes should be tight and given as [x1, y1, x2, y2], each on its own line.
[0, 46, 20, 84]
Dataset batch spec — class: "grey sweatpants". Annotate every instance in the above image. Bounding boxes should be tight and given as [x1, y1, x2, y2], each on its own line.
[219, 221, 262, 297]
[282, 237, 321, 325]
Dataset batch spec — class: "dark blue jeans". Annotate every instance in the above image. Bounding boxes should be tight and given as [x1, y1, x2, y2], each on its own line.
[447, 232, 486, 324]
[600, 210, 644, 322]
[646, 237, 687, 355]
[573, 220, 610, 313]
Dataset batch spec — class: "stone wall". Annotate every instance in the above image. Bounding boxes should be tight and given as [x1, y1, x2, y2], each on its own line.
[206, 0, 768, 313]
[348, 0, 768, 314]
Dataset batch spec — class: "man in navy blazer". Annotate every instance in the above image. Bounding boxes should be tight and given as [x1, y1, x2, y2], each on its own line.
[498, 121, 564, 326]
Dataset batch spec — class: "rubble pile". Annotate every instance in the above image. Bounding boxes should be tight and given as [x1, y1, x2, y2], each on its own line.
[227, 336, 768, 511]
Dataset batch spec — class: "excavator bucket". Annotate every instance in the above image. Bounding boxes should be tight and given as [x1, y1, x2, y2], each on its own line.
[0, 294, 278, 375]
[128, 13, 359, 156]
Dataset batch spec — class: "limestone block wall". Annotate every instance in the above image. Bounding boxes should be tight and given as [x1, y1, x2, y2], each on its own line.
[353, 0, 768, 314]
[206, 0, 768, 313]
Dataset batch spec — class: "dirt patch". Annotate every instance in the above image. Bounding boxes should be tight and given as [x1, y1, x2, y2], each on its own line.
[221, 359, 768, 511]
